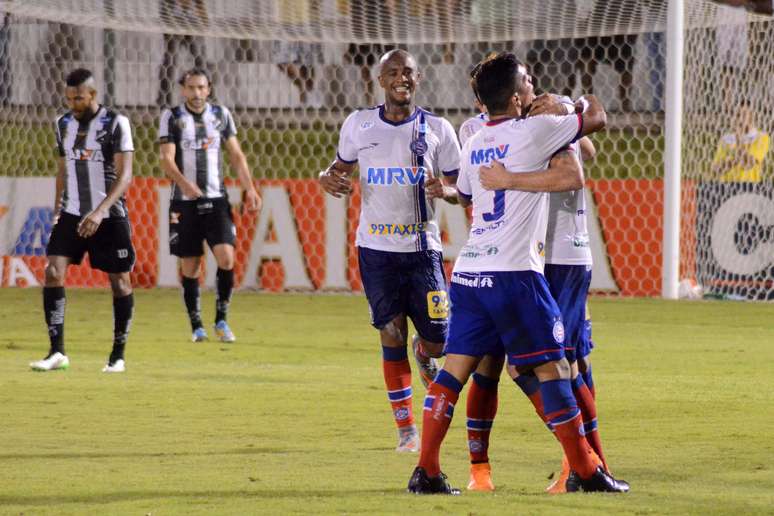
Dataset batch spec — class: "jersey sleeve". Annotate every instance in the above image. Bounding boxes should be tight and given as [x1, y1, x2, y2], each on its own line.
[112, 115, 134, 153]
[437, 118, 462, 176]
[158, 109, 176, 145]
[336, 111, 359, 164]
[221, 106, 237, 139]
[529, 114, 583, 158]
[456, 145, 472, 199]
[458, 118, 479, 147]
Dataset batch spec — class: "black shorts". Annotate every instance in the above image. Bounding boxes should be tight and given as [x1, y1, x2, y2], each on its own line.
[169, 197, 236, 257]
[46, 212, 136, 273]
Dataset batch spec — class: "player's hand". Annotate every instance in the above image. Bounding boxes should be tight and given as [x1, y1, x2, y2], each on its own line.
[479, 160, 512, 191]
[424, 174, 445, 200]
[528, 93, 568, 117]
[181, 181, 203, 199]
[243, 188, 262, 213]
[318, 168, 352, 198]
[77, 209, 106, 238]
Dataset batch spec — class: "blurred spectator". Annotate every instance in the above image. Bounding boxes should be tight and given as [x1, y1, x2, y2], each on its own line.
[526, 1, 579, 98]
[273, 0, 323, 107]
[577, 0, 641, 112]
[411, 0, 462, 64]
[715, 0, 750, 104]
[344, 0, 397, 106]
[35, 22, 82, 106]
[711, 102, 770, 182]
[157, 0, 209, 107]
[643, 0, 667, 112]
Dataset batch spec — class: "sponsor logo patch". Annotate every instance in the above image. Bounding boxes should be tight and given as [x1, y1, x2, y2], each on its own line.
[394, 407, 410, 421]
[426, 290, 449, 319]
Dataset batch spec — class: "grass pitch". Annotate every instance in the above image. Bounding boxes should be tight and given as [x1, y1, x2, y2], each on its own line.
[0, 289, 773, 515]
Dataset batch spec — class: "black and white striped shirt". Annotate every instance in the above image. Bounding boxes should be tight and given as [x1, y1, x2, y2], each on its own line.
[55, 106, 134, 218]
[158, 103, 237, 201]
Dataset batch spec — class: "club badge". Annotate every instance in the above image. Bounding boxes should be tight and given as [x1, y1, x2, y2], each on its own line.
[410, 138, 427, 156]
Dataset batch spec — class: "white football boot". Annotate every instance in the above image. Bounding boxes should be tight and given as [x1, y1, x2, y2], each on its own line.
[30, 352, 70, 371]
[102, 359, 126, 373]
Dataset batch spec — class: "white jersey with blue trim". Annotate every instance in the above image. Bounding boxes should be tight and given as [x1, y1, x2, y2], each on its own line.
[455, 113, 582, 273]
[458, 112, 488, 147]
[337, 105, 461, 253]
[544, 96, 593, 266]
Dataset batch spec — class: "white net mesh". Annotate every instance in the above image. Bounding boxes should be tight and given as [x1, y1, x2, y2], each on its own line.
[0, 0, 771, 298]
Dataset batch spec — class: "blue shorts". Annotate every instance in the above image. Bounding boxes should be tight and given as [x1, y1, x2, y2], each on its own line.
[544, 264, 593, 362]
[445, 271, 565, 368]
[358, 247, 448, 343]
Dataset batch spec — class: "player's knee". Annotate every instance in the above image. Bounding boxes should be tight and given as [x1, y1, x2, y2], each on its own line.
[380, 321, 407, 347]
[109, 274, 132, 296]
[578, 355, 590, 373]
[532, 358, 571, 381]
[415, 335, 443, 358]
[44, 263, 65, 286]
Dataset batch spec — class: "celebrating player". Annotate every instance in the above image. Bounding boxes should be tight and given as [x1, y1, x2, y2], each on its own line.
[159, 68, 261, 343]
[30, 68, 135, 373]
[319, 49, 461, 452]
[407, 52, 628, 494]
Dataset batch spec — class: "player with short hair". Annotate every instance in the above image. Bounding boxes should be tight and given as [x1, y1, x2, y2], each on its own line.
[30, 68, 135, 373]
[319, 49, 461, 453]
[159, 68, 261, 343]
[407, 52, 628, 494]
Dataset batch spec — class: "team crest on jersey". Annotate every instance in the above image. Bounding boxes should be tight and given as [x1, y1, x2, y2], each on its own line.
[426, 290, 449, 319]
[175, 118, 188, 131]
[410, 138, 428, 156]
[359, 121, 374, 130]
[552, 320, 565, 344]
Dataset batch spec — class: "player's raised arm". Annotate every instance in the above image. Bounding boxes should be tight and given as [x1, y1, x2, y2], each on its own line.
[53, 157, 66, 222]
[479, 149, 583, 193]
[576, 94, 607, 137]
[224, 136, 261, 213]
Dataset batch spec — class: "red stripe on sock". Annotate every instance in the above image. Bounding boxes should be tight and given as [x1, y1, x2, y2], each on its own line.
[383, 358, 414, 429]
[418, 382, 460, 477]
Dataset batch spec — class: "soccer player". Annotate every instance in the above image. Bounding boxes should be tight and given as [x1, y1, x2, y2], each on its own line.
[159, 68, 261, 343]
[408, 53, 629, 494]
[319, 49, 461, 452]
[30, 68, 135, 373]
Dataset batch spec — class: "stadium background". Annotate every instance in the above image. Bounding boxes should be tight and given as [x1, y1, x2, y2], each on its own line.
[0, 0, 772, 299]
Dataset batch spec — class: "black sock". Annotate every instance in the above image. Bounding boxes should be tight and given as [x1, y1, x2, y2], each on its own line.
[182, 276, 203, 330]
[43, 286, 65, 356]
[215, 268, 234, 323]
[111, 293, 134, 363]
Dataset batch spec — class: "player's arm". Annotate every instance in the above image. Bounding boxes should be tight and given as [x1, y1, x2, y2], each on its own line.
[53, 157, 66, 223]
[576, 94, 606, 137]
[159, 142, 203, 199]
[479, 149, 583, 192]
[457, 190, 472, 208]
[77, 150, 133, 238]
[224, 135, 261, 213]
[425, 172, 459, 204]
[579, 137, 596, 161]
[319, 159, 355, 198]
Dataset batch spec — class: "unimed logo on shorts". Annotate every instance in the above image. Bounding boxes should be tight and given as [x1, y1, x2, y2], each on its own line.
[451, 273, 494, 288]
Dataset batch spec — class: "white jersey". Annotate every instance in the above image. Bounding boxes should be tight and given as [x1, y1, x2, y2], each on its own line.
[458, 113, 488, 147]
[337, 105, 461, 253]
[545, 140, 592, 266]
[455, 113, 582, 273]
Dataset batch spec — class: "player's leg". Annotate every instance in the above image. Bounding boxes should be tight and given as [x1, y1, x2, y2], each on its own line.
[211, 243, 236, 343]
[358, 247, 417, 450]
[466, 352, 503, 492]
[206, 198, 238, 342]
[406, 250, 448, 388]
[87, 216, 136, 372]
[171, 200, 207, 341]
[31, 213, 85, 371]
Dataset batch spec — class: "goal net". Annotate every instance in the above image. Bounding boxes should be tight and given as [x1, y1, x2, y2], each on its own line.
[0, 0, 771, 299]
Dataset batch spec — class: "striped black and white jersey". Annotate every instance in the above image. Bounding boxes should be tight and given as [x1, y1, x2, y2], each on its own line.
[158, 103, 237, 201]
[55, 106, 134, 218]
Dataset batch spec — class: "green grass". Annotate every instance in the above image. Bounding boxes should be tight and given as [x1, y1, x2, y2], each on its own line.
[1, 290, 773, 514]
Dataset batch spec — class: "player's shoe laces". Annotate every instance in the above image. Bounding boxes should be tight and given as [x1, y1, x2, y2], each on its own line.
[412, 338, 438, 388]
[214, 320, 236, 343]
[546, 455, 571, 494]
[191, 327, 208, 342]
[102, 359, 126, 373]
[407, 466, 460, 495]
[30, 352, 69, 371]
[467, 462, 495, 491]
[396, 425, 420, 453]
[566, 466, 629, 493]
